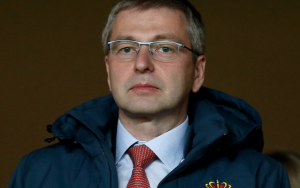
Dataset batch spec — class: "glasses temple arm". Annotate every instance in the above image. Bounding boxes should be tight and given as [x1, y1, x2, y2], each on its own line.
[182, 46, 201, 56]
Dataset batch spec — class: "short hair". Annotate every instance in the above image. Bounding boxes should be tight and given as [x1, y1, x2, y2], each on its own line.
[102, 0, 205, 57]
[268, 151, 300, 187]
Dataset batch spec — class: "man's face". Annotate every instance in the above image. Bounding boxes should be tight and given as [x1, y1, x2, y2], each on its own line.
[105, 8, 205, 118]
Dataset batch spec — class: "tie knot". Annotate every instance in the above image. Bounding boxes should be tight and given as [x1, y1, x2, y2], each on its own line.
[127, 145, 157, 168]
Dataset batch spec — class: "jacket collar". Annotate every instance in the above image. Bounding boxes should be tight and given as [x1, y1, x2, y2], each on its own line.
[50, 87, 263, 160]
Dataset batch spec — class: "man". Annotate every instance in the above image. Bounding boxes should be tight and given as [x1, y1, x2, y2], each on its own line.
[9, 0, 290, 187]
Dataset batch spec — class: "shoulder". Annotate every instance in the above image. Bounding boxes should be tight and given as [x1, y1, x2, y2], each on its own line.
[21, 143, 88, 165]
[214, 148, 290, 187]
[194, 148, 291, 187]
[179, 148, 290, 187]
[9, 143, 99, 188]
[216, 148, 284, 173]
[15, 143, 93, 176]
[235, 148, 279, 165]
[239, 149, 291, 187]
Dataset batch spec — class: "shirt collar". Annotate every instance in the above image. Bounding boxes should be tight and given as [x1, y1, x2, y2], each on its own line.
[115, 119, 138, 164]
[115, 117, 189, 171]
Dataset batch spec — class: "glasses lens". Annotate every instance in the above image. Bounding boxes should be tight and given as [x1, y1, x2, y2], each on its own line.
[150, 42, 179, 61]
[110, 41, 139, 59]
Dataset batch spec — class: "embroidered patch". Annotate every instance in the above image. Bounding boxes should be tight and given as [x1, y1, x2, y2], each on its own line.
[205, 180, 232, 188]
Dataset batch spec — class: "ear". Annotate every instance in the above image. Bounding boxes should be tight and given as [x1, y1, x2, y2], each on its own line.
[192, 55, 206, 93]
[105, 55, 112, 91]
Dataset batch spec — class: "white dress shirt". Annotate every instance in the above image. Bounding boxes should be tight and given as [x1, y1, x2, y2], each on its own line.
[116, 117, 189, 188]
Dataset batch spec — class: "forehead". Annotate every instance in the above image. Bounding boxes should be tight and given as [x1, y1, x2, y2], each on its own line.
[110, 8, 189, 44]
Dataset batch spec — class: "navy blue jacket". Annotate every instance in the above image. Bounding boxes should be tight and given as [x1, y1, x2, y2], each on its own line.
[9, 87, 290, 188]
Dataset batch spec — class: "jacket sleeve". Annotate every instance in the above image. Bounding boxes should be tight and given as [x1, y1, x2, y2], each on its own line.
[258, 162, 291, 188]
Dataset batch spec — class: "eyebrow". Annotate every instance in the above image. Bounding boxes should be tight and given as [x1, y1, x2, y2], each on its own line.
[115, 35, 136, 41]
[114, 34, 181, 43]
[152, 34, 180, 42]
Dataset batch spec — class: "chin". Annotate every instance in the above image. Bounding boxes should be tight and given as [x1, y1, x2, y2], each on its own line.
[120, 101, 166, 117]
[129, 105, 161, 114]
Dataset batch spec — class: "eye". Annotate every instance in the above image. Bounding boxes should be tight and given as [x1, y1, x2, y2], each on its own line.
[161, 47, 170, 52]
[153, 43, 177, 53]
[122, 47, 132, 53]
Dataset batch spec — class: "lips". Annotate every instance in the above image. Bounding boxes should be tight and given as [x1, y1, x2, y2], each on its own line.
[130, 83, 159, 91]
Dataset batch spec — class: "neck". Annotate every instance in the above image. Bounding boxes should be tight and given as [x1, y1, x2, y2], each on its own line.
[118, 108, 188, 141]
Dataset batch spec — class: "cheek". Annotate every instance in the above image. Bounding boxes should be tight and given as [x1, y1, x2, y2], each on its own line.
[173, 60, 195, 81]
[108, 64, 125, 90]
[109, 63, 136, 96]
[162, 63, 195, 93]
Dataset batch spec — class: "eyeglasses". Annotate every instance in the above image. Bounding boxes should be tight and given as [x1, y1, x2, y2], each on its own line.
[107, 40, 199, 61]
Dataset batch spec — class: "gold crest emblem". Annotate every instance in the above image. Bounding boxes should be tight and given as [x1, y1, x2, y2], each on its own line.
[205, 179, 232, 188]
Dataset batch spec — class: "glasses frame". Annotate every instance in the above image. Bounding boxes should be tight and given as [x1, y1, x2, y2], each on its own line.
[107, 40, 200, 61]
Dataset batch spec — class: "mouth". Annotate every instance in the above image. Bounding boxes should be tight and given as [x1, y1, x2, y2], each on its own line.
[130, 83, 159, 92]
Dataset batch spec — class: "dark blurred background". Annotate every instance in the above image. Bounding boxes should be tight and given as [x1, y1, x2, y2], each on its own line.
[1, 0, 300, 186]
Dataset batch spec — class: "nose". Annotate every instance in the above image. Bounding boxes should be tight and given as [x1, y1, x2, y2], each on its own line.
[134, 44, 154, 73]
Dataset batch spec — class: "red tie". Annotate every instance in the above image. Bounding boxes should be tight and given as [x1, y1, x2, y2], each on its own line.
[126, 145, 157, 188]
